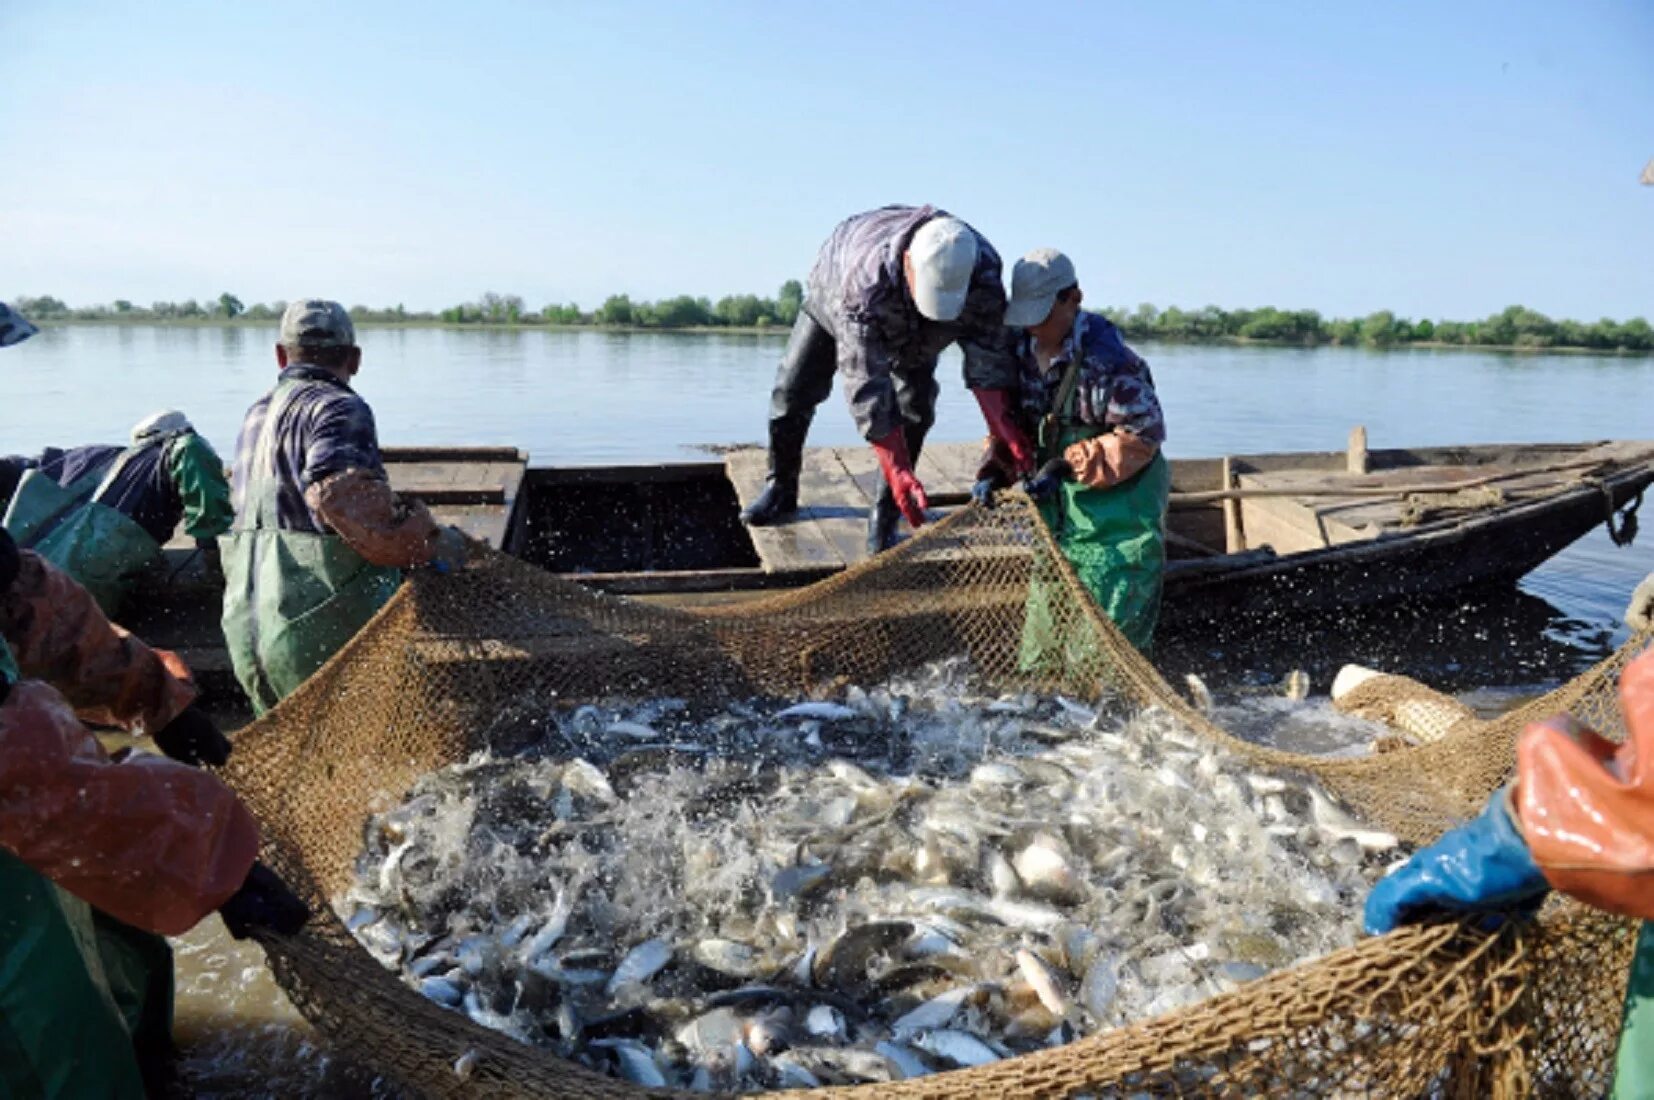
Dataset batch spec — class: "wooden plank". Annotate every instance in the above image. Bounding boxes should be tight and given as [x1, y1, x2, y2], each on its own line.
[1221, 457, 1245, 553]
[794, 450, 872, 567]
[1347, 426, 1369, 474]
[724, 449, 846, 573]
[381, 446, 524, 463]
[917, 441, 984, 496]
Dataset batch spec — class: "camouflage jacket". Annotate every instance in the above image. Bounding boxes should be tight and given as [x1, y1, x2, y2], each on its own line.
[230, 365, 386, 534]
[1015, 312, 1166, 447]
[805, 205, 1019, 440]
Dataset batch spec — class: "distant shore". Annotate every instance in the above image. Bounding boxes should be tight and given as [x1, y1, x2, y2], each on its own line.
[37, 317, 1654, 356]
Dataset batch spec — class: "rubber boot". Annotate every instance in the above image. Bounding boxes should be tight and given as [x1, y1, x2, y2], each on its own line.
[867, 490, 901, 555]
[741, 422, 806, 527]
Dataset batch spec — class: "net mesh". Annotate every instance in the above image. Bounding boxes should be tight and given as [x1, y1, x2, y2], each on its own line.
[222, 496, 1649, 1097]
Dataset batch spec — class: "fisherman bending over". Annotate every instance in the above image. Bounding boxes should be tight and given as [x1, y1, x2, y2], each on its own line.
[2, 409, 233, 617]
[740, 205, 1036, 553]
[975, 249, 1169, 654]
[221, 300, 468, 714]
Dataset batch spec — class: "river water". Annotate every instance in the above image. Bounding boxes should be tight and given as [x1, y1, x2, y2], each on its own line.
[5, 324, 1653, 1092]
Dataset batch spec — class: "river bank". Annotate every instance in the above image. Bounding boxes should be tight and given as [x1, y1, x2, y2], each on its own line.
[32, 317, 1654, 357]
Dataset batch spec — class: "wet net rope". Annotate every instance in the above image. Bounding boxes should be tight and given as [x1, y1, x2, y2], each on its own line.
[222, 496, 1650, 1097]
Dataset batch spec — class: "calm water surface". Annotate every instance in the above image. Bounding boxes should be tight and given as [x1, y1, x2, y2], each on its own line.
[8, 323, 1650, 632]
[5, 324, 1651, 1090]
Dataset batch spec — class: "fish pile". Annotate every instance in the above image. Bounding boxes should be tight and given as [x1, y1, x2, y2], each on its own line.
[339, 659, 1404, 1091]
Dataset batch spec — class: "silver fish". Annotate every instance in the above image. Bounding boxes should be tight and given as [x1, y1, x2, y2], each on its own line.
[890, 986, 971, 1036]
[607, 937, 672, 995]
[912, 1028, 1000, 1067]
[776, 702, 860, 721]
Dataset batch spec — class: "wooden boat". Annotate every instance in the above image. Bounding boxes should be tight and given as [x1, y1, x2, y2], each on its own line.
[125, 436, 1653, 694]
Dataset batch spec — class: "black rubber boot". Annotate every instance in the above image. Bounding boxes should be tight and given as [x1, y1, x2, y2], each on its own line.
[741, 421, 807, 527]
[741, 480, 798, 527]
[867, 489, 901, 555]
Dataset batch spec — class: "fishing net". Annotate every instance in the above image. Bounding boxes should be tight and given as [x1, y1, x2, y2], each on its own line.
[222, 496, 1649, 1097]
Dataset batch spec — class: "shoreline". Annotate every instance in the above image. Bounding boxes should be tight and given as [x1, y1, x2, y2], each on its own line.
[34, 318, 1654, 357]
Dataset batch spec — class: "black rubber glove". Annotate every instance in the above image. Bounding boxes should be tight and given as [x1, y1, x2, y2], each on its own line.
[1024, 458, 1073, 501]
[971, 477, 1000, 509]
[153, 702, 232, 767]
[219, 862, 310, 940]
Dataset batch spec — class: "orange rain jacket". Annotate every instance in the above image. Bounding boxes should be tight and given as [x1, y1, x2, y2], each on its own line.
[0, 550, 259, 935]
[1516, 647, 1654, 918]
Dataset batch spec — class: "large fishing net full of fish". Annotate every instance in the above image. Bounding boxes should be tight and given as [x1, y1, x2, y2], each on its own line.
[223, 497, 1650, 1097]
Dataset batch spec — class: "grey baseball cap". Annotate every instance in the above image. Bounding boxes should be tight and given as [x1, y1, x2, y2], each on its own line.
[1004, 248, 1078, 327]
[0, 302, 39, 348]
[279, 299, 356, 348]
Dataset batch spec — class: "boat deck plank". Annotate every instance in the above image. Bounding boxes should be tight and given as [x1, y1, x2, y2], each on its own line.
[727, 442, 989, 574]
[724, 449, 848, 571]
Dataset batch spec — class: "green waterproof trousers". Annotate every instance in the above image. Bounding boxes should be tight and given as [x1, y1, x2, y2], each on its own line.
[2, 465, 161, 619]
[1020, 452, 1170, 672]
[0, 849, 173, 1099]
[220, 378, 400, 715]
[1615, 921, 1654, 1097]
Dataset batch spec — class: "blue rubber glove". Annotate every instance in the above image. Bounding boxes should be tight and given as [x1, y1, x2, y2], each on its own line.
[971, 478, 1000, 508]
[1023, 458, 1072, 501]
[1364, 789, 1550, 935]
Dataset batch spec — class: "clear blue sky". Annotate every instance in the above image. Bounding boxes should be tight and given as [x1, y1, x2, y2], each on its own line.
[3, 0, 1650, 320]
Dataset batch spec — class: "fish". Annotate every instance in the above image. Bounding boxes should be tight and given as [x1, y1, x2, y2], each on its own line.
[344, 655, 1402, 1092]
[592, 1039, 669, 1087]
[890, 986, 972, 1036]
[606, 720, 662, 741]
[874, 1039, 931, 1079]
[1015, 949, 1070, 1018]
[775, 702, 860, 722]
[607, 937, 672, 995]
[912, 1028, 1000, 1067]
[1184, 674, 1215, 714]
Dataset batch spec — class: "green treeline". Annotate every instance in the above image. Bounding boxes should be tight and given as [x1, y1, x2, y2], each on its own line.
[13, 291, 1654, 352]
[10, 282, 807, 331]
[1098, 303, 1654, 352]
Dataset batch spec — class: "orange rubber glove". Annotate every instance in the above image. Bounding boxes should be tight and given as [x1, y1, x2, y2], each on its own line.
[1515, 648, 1654, 920]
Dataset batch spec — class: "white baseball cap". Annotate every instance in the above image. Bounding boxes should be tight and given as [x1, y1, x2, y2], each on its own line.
[131, 409, 193, 443]
[906, 217, 978, 322]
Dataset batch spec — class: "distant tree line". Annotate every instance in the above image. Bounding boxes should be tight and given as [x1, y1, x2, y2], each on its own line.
[12, 290, 1653, 351]
[1097, 302, 1654, 352]
[14, 283, 807, 331]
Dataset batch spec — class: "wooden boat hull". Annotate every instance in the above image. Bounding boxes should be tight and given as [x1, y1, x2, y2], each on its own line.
[115, 439, 1653, 701]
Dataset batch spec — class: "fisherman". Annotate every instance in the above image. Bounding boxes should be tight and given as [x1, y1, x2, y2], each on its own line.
[1365, 586, 1654, 1096]
[739, 205, 1036, 553]
[1, 410, 234, 616]
[974, 249, 1169, 654]
[222, 299, 469, 714]
[0, 310, 309, 1097]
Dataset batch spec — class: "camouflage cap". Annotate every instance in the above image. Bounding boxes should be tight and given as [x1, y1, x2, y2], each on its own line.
[0, 302, 39, 348]
[279, 299, 356, 349]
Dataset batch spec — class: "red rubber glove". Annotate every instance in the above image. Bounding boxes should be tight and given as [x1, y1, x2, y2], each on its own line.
[971, 389, 1037, 477]
[870, 428, 929, 528]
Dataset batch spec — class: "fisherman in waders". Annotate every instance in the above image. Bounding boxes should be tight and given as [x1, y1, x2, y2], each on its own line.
[739, 205, 1036, 553]
[1366, 576, 1654, 1097]
[222, 299, 468, 714]
[2, 409, 234, 618]
[973, 249, 1169, 658]
[0, 310, 308, 1097]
